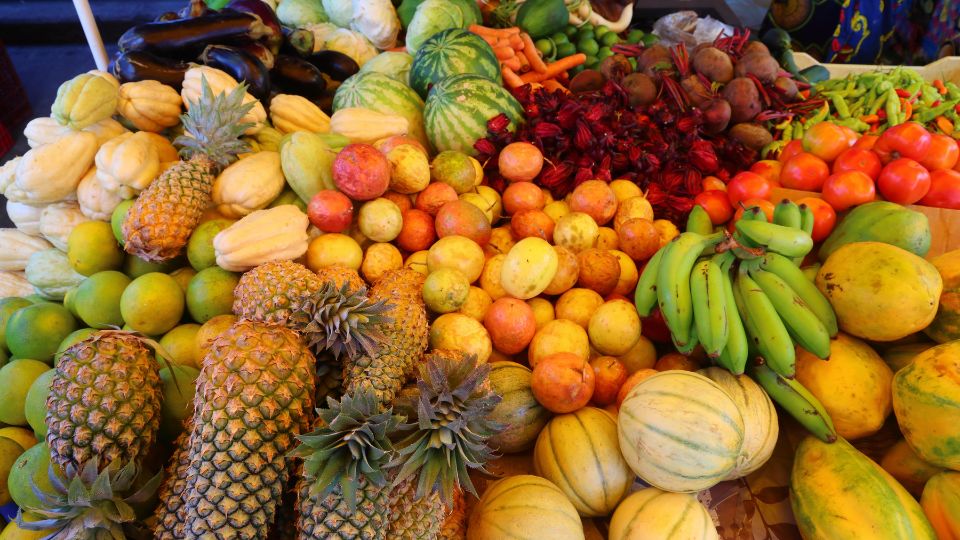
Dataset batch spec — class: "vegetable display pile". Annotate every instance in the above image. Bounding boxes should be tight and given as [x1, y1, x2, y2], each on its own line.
[0, 1, 959, 539]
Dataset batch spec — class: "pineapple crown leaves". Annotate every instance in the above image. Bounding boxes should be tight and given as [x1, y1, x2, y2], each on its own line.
[290, 387, 405, 513]
[175, 75, 254, 169]
[389, 351, 503, 503]
[303, 282, 394, 360]
[16, 459, 161, 540]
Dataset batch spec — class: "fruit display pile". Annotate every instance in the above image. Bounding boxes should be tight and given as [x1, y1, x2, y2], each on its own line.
[0, 0, 958, 539]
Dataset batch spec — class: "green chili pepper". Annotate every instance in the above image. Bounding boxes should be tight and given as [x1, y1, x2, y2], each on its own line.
[876, 80, 894, 94]
[834, 117, 870, 132]
[885, 89, 901, 126]
[793, 121, 804, 140]
[831, 93, 851, 118]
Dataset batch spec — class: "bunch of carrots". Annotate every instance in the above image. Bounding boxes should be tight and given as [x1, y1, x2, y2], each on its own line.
[468, 24, 586, 91]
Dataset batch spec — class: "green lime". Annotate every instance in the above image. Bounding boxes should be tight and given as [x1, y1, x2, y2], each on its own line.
[600, 32, 620, 47]
[595, 25, 610, 38]
[186, 267, 240, 324]
[641, 33, 659, 46]
[187, 219, 235, 271]
[564, 25, 578, 37]
[576, 26, 594, 41]
[598, 46, 614, 61]
[577, 38, 599, 56]
[628, 56, 638, 70]
[120, 272, 185, 335]
[123, 253, 180, 278]
[0, 297, 32, 350]
[170, 267, 197, 293]
[550, 31, 569, 44]
[159, 323, 202, 368]
[73, 270, 131, 329]
[111, 199, 135, 246]
[0, 436, 25, 505]
[585, 55, 599, 68]
[535, 38, 554, 58]
[68, 221, 124, 276]
[0, 427, 37, 452]
[62, 287, 78, 317]
[158, 364, 200, 439]
[8, 442, 58, 512]
[0, 359, 51, 425]
[57, 327, 96, 354]
[24, 369, 54, 438]
[556, 42, 577, 58]
[627, 29, 644, 43]
[5, 304, 77, 363]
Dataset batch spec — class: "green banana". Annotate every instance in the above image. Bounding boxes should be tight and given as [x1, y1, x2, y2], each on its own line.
[749, 361, 838, 443]
[686, 205, 714, 235]
[759, 253, 838, 337]
[739, 205, 767, 222]
[735, 264, 797, 378]
[715, 252, 748, 374]
[656, 232, 719, 349]
[773, 199, 802, 229]
[634, 248, 665, 317]
[735, 220, 814, 258]
[673, 320, 699, 355]
[801, 263, 820, 283]
[691, 258, 728, 358]
[798, 203, 816, 236]
[749, 265, 832, 359]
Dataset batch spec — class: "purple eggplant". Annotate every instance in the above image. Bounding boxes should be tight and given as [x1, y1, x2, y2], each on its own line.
[305, 50, 359, 82]
[178, 0, 211, 18]
[118, 11, 271, 56]
[225, 0, 282, 53]
[237, 42, 275, 69]
[112, 51, 190, 87]
[201, 45, 271, 99]
[271, 55, 326, 99]
[281, 26, 315, 57]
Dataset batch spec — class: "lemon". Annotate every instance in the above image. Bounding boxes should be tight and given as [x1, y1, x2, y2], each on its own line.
[120, 273, 185, 335]
[123, 253, 180, 278]
[0, 360, 51, 425]
[8, 442, 57, 512]
[73, 271, 130, 329]
[5, 304, 77, 363]
[57, 327, 96, 354]
[24, 369, 55, 438]
[0, 297, 32, 350]
[158, 364, 200, 439]
[67, 221, 124, 276]
[0, 519, 54, 540]
[187, 219, 235, 271]
[159, 324, 202, 368]
[196, 314, 237, 357]
[110, 199, 134, 245]
[0, 427, 36, 451]
[170, 267, 197, 293]
[186, 267, 240, 324]
[0, 436, 25, 505]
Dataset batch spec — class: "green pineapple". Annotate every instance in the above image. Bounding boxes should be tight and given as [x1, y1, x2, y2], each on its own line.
[123, 78, 254, 262]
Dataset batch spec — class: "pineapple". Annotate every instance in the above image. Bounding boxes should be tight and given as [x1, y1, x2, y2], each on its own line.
[153, 432, 193, 539]
[438, 489, 468, 540]
[153, 320, 315, 539]
[123, 79, 254, 262]
[315, 264, 368, 291]
[46, 330, 162, 471]
[233, 260, 322, 328]
[292, 389, 402, 539]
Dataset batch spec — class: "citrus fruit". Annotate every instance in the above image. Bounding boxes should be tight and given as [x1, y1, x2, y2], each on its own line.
[0, 348, 6, 369]
[196, 314, 237, 358]
[187, 219, 235, 271]
[422, 268, 470, 313]
[56, 327, 96, 355]
[170, 267, 197, 293]
[158, 364, 200, 439]
[186, 267, 240, 324]
[24, 369, 55, 438]
[0, 519, 54, 539]
[62, 286, 79, 317]
[0, 436, 25, 505]
[0, 297, 32, 350]
[120, 272, 185, 335]
[5, 303, 77, 363]
[0, 360, 51, 425]
[73, 270, 130, 329]
[159, 323, 202, 368]
[0, 427, 36, 452]
[110, 199, 134, 245]
[8, 442, 58, 512]
[306, 233, 363, 271]
[67, 221, 124, 276]
[123, 253, 179, 278]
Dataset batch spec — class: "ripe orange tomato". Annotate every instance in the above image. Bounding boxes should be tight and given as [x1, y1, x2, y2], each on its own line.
[727, 172, 774, 206]
[780, 152, 830, 191]
[832, 148, 882, 179]
[873, 122, 933, 163]
[802, 122, 851, 162]
[919, 169, 960, 209]
[797, 197, 837, 242]
[920, 133, 960, 171]
[838, 125, 859, 146]
[877, 158, 932, 205]
[693, 190, 734, 225]
[702, 175, 726, 191]
[778, 140, 805, 163]
[821, 171, 876, 212]
[852, 134, 878, 151]
[749, 160, 783, 184]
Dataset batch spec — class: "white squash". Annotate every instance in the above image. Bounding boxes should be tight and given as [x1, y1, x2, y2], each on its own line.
[141, 132, 178, 162]
[40, 202, 91, 251]
[6, 201, 45, 236]
[0, 272, 34, 298]
[269, 94, 331, 133]
[0, 229, 54, 271]
[213, 205, 309, 271]
[212, 151, 285, 218]
[77, 168, 125, 221]
[0, 156, 19, 195]
[88, 69, 120, 89]
[95, 131, 161, 198]
[329, 107, 408, 144]
[6, 131, 98, 204]
[83, 118, 129, 145]
[181, 66, 266, 134]
[23, 117, 73, 148]
[117, 80, 182, 132]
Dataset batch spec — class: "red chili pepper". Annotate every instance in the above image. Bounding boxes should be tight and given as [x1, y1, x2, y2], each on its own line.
[933, 100, 941, 107]
[955, 104, 960, 114]
[896, 88, 911, 98]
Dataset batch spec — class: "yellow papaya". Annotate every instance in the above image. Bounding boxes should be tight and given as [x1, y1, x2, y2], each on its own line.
[818, 201, 930, 260]
[926, 249, 960, 343]
[921, 472, 960, 540]
[882, 342, 935, 373]
[51, 73, 119, 130]
[881, 439, 944, 497]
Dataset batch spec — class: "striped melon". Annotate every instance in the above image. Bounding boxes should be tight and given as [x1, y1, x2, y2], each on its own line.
[617, 370, 744, 492]
[699, 367, 778, 479]
[467, 475, 584, 540]
[410, 28, 502, 99]
[608, 488, 719, 540]
[486, 361, 551, 453]
[332, 72, 428, 148]
[533, 407, 632, 517]
[423, 73, 523, 156]
[921, 471, 960, 540]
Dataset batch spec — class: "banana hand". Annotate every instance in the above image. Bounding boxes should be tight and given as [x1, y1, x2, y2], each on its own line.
[759, 252, 838, 337]
[749, 361, 838, 443]
[749, 266, 832, 360]
[736, 220, 814, 258]
[715, 252, 748, 374]
[635, 248, 665, 317]
[799, 203, 815, 236]
[773, 199, 802, 229]
[735, 264, 797, 378]
[686, 205, 714, 235]
[691, 258, 728, 358]
[657, 233, 718, 348]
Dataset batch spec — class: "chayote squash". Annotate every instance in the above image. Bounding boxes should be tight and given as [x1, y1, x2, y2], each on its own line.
[213, 205, 310, 271]
[212, 151, 285, 218]
[279, 131, 337, 203]
[25, 249, 85, 300]
[6, 201, 44, 237]
[818, 201, 930, 261]
[77, 168, 125, 221]
[95, 131, 161, 199]
[6, 131, 97, 205]
[39, 202, 91, 251]
[278, 0, 328, 28]
[51, 73, 119, 130]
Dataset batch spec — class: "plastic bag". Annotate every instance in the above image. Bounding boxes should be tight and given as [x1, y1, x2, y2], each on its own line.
[652, 10, 736, 48]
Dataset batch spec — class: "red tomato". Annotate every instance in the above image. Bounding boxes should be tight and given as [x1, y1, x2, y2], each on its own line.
[778, 140, 805, 163]
[838, 125, 859, 147]
[821, 171, 876, 212]
[797, 197, 837, 242]
[702, 175, 726, 191]
[694, 190, 734, 225]
[780, 152, 830, 191]
[729, 198, 775, 231]
[832, 148, 882, 179]
[749, 160, 783, 184]
[877, 158, 932, 205]
[852, 134, 878, 151]
[727, 172, 774, 206]
[919, 169, 960, 209]
[802, 122, 851, 162]
[873, 122, 933, 163]
[920, 133, 960, 171]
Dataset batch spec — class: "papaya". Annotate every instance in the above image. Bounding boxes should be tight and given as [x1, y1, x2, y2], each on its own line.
[925, 248, 960, 343]
[816, 242, 942, 342]
[921, 472, 960, 540]
[790, 436, 938, 540]
[882, 342, 935, 373]
[880, 439, 944, 497]
[892, 341, 960, 471]
[818, 201, 931, 261]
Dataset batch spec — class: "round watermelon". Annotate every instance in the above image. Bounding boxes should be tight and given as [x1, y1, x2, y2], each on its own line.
[333, 71, 428, 148]
[424, 73, 523, 156]
[410, 28, 502, 99]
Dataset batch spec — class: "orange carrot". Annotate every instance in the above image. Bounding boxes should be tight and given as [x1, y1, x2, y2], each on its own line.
[502, 56, 522, 72]
[520, 33, 548, 73]
[541, 53, 586, 79]
[509, 34, 525, 50]
[516, 50, 530, 71]
[935, 79, 948, 95]
[541, 79, 569, 93]
[502, 65, 524, 88]
[936, 115, 955, 134]
[494, 37, 513, 49]
[479, 34, 499, 46]
[469, 24, 519, 38]
[493, 46, 515, 60]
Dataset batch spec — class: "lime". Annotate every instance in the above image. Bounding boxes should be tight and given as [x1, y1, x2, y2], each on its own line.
[598, 46, 614, 61]
[5, 304, 77, 363]
[556, 42, 577, 58]
[196, 314, 237, 357]
[563, 25, 577, 37]
[8, 442, 58, 512]
[68, 221, 124, 276]
[188, 219, 235, 271]
[120, 272, 185, 335]
[123, 253, 179, 278]
[62, 286, 79, 317]
[577, 38, 599, 56]
[0, 360, 51, 425]
[24, 369, 55, 438]
[170, 267, 197, 293]
[576, 27, 594, 41]
[627, 29, 644, 43]
[0, 298, 32, 350]
[0, 519, 54, 539]
[57, 327, 96, 354]
[186, 267, 240, 324]
[159, 323, 201, 368]
[110, 199, 134, 246]
[600, 32, 620, 47]
[158, 364, 199, 439]
[0, 427, 36, 452]
[550, 31, 569, 44]
[73, 270, 131, 329]
[0, 436, 25, 505]
[595, 25, 610, 38]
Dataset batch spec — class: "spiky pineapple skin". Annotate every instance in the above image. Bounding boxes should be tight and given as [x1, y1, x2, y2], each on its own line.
[387, 476, 444, 540]
[316, 265, 367, 292]
[233, 260, 321, 327]
[154, 431, 194, 539]
[296, 476, 391, 540]
[46, 331, 161, 471]
[122, 157, 213, 262]
[438, 490, 467, 540]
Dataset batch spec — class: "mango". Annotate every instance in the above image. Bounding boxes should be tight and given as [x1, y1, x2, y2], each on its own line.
[926, 248, 960, 343]
[921, 472, 960, 540]
[880, 439, 944, 497]
[818, 201, 930, 261]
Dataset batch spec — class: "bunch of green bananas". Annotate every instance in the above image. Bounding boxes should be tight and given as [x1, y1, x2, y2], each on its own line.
[634, 200, 839, 443]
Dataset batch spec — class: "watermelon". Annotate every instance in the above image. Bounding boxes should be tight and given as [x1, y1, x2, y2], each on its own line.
[424, 73, 523, 156]
[410, 29, 502, 99]
[333, 71, 428, 148]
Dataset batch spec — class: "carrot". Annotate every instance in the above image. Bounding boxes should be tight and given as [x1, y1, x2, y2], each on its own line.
[541, 79, 569, 93]
[469, 24, 519, 38]
[540, 53, 587, 79]
[493, 46, 516, 60]
[502, 65, 524, 88]
[936, 115, 955, 134]
[479, 34, 499, 46]
[520, 33, 548, 73]
[494, 37, 513, 49]
[935, 79, 948, 95]
[860, 114, 879, 123]
[502, 56, 522, 72]
[509, 34, 525, 50]
[516, 50, 530, 72]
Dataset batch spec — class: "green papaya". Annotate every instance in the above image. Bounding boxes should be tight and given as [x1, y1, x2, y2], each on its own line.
[516, 0, 569, 39]
[818, 201, 931, 261]
[791, 436, 937, 540]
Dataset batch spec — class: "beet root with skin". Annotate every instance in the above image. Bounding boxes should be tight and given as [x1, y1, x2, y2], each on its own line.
[729, 123, 773, 150]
